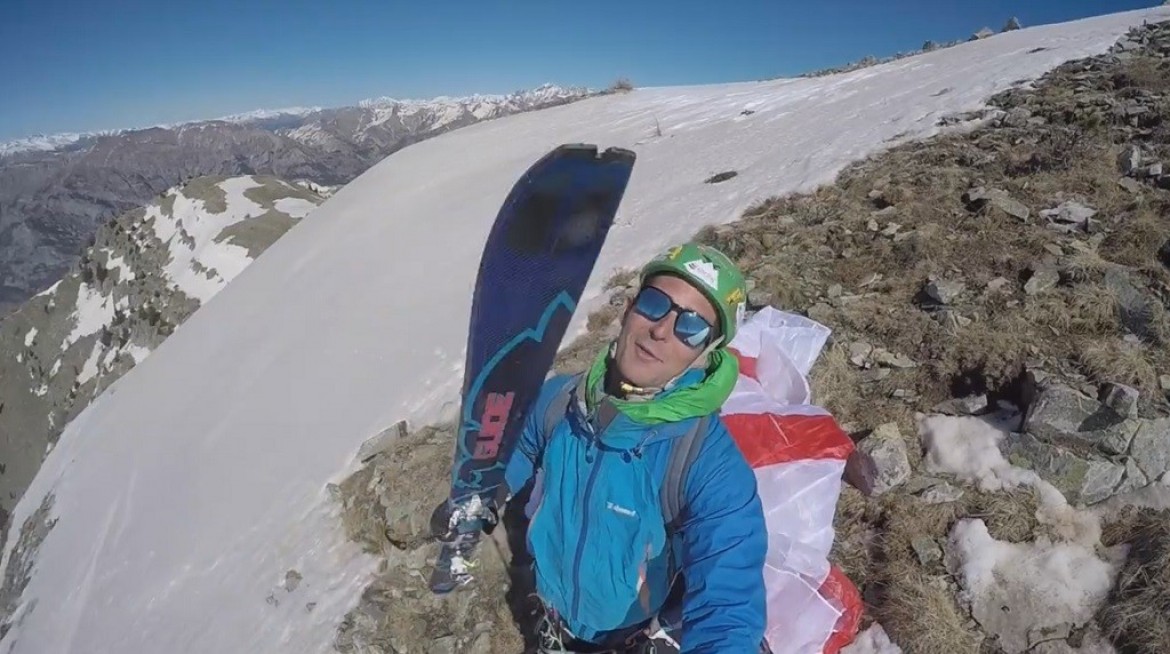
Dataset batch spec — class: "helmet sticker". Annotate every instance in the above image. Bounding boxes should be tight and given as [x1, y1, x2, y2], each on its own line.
[684, 259, 720, 290]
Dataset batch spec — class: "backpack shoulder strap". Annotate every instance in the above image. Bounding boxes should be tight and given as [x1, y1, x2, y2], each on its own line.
[661, 414, 712, 534]
[541, 372, 583, 445]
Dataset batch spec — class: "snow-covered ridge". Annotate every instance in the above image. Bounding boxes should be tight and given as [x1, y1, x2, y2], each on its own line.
[0, 84, 590, 157]
[212, 106, 324, 122]
[0, 175, 325, 530]
[357, 83, 588, 108]
[2, 7, 1168, 654]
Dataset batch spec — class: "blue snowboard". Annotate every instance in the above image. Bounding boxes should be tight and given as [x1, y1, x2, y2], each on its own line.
[429, 143, 636, 593]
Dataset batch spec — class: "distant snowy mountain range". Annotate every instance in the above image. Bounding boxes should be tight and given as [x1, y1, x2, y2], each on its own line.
[0, 84, 585, 156]
[0, 84, 594, 313]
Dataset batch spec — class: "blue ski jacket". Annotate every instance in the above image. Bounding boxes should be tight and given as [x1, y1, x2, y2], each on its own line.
[503, 366, 768, 654]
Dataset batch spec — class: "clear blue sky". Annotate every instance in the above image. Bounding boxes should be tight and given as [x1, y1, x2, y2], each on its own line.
[0, 0, 1157, 141]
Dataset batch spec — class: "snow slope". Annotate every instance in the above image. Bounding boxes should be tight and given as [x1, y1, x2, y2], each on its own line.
[3, 8, 1168, 654]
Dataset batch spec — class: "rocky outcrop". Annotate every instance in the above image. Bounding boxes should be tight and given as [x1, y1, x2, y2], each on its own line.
[0, 175, 324, 516]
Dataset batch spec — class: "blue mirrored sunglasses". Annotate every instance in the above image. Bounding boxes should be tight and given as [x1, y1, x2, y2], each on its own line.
[632, 285, 714, 348]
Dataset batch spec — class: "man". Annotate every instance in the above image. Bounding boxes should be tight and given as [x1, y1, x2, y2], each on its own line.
[503, 243, 769, 654]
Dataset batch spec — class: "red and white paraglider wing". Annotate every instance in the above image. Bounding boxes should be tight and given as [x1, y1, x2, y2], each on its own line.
[722, 307, 863, 654]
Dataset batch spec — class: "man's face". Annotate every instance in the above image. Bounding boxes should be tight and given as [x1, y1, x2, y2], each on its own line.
[613, 274, 720, 389]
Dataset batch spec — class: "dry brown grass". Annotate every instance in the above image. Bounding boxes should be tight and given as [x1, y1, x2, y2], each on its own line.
[834, 480, 1042, 651]
[810, 344, 880, 427]
[830, 487, 882, 590]
[586, 301, 623, 333]
[1101, 204, 1170, 272]
[868, 493, 980, 653]
[603, 267, 639, 290]
[1079, 338, 1161, 391]
[879, 561, 984, 654]
[963, 487, 1041, 543]
[1098, 509, 1170, 654]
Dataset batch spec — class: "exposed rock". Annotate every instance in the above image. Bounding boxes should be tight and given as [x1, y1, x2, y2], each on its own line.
[933, 395, 989, 416]
[747, 285, 776, 309]
[1024, 266, 1060, 295]
[1161, 374, 1170, 392]
[1104, 268, 1162, 341]
[860, 368, 891, 383]
[1116, 457, 1150, 496]
[0, 493, 56, 633]
[1003, 107, 1033, 127]
[867, 188, 891, 208]
[872, 349, 916, 369]
[1039, 201, 1097, 233]
[827, 284, 844, 299]
[924, 278, 966, 305]
[285, 569, 303, 592]
[1145, 161, 1164, 177]
[1159, 239, 1170, 270]
[1025, 385, 1137, 454]
[920, 483, 966, 504]
[902, 476, 946, 495]
[704, 171, 738, 184]
[912, 535, 943, 566]
[806, 302, 836, 325]
[986, 277, 1010, 293]
[357, 420, 410, 462]
[1130, 418, 1170, 483]
[1098, 383, 1139, 420]
[971, 27, 995, 40]
[1118, 176, 1144, 193]
[1001, 432, 1125, 505]
[936, 309, 973, 330]
[1003, 17, 1023, 32]
[963, 186, 1030, 221]
[1118, 145, 1143, 175]
[856, 423, 912, 495]
[849, 342, 873, 367]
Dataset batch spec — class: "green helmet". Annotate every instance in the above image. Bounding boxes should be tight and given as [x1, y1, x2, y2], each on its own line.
[639, 242, 747, 346]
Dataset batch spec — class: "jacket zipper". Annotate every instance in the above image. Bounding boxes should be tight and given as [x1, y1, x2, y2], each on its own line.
[570, 439, 605, 621]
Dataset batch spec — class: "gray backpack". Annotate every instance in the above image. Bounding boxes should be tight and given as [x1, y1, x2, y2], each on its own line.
[539, 373, 711, 534]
